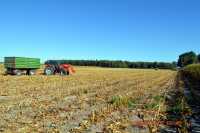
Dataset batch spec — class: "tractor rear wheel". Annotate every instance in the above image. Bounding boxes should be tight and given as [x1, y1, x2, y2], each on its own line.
[44, 67, 54, 75]
[60, 68, 69, 76]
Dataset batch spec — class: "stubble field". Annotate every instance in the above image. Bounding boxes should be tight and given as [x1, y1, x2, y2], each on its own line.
[0, 65, 177, 133]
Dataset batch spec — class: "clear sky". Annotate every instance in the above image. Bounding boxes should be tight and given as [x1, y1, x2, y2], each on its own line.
[0, 0, 199, 62]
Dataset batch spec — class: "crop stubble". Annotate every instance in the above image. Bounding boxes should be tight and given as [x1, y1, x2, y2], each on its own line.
[0, 66, 176, 133]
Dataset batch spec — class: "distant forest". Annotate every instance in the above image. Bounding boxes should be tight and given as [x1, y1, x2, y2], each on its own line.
[46, 60, 177, 69]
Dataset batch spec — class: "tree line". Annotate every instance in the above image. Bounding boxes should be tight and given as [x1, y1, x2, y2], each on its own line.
[46, 60, 177, 69]
[177, 51, 200, 67]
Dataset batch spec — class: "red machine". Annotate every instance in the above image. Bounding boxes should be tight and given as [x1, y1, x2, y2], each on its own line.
[44, 60, 75, 75]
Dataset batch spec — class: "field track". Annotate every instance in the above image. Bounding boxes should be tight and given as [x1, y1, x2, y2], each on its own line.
[0, 66, 177, 132]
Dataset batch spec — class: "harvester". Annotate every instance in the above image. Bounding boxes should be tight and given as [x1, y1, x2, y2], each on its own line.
[4, 57, 75, 76]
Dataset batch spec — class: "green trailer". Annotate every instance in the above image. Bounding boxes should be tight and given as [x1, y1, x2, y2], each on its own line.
[4, 57, 40, 75]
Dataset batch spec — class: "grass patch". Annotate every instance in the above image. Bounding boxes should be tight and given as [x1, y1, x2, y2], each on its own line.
[109, 95, 164, 110]
[109, 95, 137, 108]
[182, 64, 200, 82]
[143, 95, 164, 110]
[182, 64, 200, 102]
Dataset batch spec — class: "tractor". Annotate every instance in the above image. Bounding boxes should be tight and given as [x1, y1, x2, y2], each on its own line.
[44, 60, 75, 75]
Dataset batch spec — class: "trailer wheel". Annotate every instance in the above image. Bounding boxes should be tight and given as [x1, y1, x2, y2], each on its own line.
[44, 67, 54, 75]
[27, 70, 36, 75]
[14, 70, 22, 76]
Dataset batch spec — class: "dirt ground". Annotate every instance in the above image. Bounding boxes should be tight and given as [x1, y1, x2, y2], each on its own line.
[0, 66, 176, 133]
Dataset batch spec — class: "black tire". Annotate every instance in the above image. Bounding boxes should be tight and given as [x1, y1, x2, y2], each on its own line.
[44, 67, 54, 75]
[60, 68, 69, 76]
[27, 70, 36, 75]
[13, 69, 22, 76]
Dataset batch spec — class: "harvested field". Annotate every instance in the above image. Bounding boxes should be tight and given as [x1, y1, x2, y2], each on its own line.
[0, 66, 177, 133]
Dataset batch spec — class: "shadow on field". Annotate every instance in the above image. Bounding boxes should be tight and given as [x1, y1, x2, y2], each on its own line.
[182, 77, 200, 133]
[160, 73, 200, 133]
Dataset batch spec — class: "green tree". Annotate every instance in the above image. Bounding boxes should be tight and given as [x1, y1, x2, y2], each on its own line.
[198, 54, 200, 63]
[177, 51, 197, 67]
[172, 61, 177, 67]
[47, 60, 175, 69]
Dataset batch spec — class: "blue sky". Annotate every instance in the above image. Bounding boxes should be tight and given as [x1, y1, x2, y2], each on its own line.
[0, 0, 199, 62]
